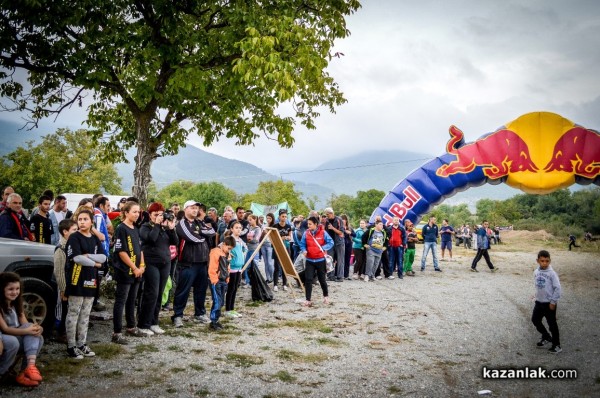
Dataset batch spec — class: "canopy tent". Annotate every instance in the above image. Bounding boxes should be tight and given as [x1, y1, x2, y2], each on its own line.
[250, 201, 292, 217]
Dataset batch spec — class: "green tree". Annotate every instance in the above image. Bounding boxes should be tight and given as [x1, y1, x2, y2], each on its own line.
[241, 180, 309, 216]
[155, 181, 237, 214]
[351, 189, 385, 222]
[329, 193, 355, 220]
[0, 1, 361, 205]
[0, 128, 122, 208]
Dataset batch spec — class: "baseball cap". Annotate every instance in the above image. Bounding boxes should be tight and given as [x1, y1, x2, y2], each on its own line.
[183, 200, 201, 209]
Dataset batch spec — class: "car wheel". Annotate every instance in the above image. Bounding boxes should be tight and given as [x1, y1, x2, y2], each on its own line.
[21, 277, 56, 333]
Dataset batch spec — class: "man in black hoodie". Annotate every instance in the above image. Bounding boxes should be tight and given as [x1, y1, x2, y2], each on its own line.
[172, 200, 216, 328]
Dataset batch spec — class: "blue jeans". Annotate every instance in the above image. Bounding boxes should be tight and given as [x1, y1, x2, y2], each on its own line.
[244, 250, 258, 285]
[388, 246, 405, 276]
[209, 281, 228, 323]
[0, 325, 43, 373]
[261, 245, 274, 281]
[421, 242, 439, 270]
[173, 263, 208, 319]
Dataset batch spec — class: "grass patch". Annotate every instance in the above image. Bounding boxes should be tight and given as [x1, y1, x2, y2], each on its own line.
[190, 364, 205, 371]
[273, 370, 296, 382]
[166, 387, 177, 394]
[93, 342, 126, 359]
[135, 343, 159, 354]
[388, 385, 402, 394]
[102, 370, 124, 378]
[196, 388, 210, 397]
[172, 367, 186, 373]
[39, 357, 86, 382]
[167, 345, 184, 352]
[192, 348, 205, 354]
[319, 326, 333, 333]
[316, 337, 343, 347]
[281, 319, 326, 330]
[164, 329, 197, 338]
[259, 345, 270, 351]
[259, 322, 278, 329]
[246, 301, 265, 307]
[226, 353, 265, 368]
[276, 349, 328, 364]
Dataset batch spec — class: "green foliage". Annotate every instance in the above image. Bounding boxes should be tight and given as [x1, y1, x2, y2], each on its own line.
[430, 203, 473, 227]
[240, 180, 310, 215]
[0, 128, 123, 208]
[155, 181, 237, 212]
[329, 189, 385, 225]
[0, 0, 361, 203]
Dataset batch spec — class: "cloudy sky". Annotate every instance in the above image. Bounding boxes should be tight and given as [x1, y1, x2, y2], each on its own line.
[4, 0, 600, 172]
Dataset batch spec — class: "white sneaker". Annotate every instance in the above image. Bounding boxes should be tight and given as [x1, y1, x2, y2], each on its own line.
[173, 317, 184, 328]
[273, 285, 279, 292]
[363, 275, 369, 282]
[375, 276, 383, 280]
[135, 328, 155, 337]
[225, 311, 236, 318]
[283, 285, 288, 291]
[387, 275, 395, 280]
[149, 325, 165, 334]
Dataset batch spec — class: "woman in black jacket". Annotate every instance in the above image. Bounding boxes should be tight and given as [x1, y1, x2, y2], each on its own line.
[137, 202, 179, 335]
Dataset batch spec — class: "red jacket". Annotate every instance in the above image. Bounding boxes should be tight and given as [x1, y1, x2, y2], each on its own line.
[305, 226, 327, 260]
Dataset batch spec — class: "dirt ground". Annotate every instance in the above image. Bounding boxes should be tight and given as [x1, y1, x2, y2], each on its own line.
[2, 230, 599, 397]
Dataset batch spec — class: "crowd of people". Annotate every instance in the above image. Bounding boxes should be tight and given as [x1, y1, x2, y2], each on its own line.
[0, 185, 565, 387]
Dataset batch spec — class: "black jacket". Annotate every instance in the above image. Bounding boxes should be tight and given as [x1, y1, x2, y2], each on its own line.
[176, 218, 215, 265]
[140, 222, 179, 265]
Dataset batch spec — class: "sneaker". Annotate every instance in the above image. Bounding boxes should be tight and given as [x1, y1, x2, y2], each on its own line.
[491, 267, 499, 273]
[172, 317, 184, 328]
[150, 325, 165, 334]
[209, 322, 223, 330]
[225, 311, 236, 318]
[375, 276, 383, 280]
[387, 276, 395, 280]
[470, 268, 478, 272]
[420, 268, 425, 272]
[193, 315, 209, 324]
[78, 345, 96, 357]
[434, 268, 442, 272]
[283, 285, 289, 291]
[352, 274, 359, 280]
[230, 310, 242, 318]
[273, 285, 279, 292]
[363, 275, 369, 282]
[134, 328, 155, 337]
[23, 364, 43, 382]
[323, 297, 330, 305]
[111, 333, 129, 345]
[15, 371, 39, 387]
[548, 345, 562, 354]
[398, 274, 404, 279]
[67, 346, 84, 359]
[161, 305, 172, 312]
[537, 337, 551, 348]
[301, 301, 313, 307]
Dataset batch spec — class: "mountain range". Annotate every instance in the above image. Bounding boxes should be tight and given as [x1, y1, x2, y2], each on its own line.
[0, 119, 523, 208]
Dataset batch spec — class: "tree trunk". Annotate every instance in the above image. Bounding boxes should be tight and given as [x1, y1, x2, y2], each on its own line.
[132, 115, 157, 207]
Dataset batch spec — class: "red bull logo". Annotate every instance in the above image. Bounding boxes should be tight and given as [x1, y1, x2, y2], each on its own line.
[435, 112, 600, 194]
[544, 126, 600, 179]
[436, 125, 538, 179]
[383, 185, 422, 225]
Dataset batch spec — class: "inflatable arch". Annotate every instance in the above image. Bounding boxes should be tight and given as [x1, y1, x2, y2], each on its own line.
[370, 112, 600, 225]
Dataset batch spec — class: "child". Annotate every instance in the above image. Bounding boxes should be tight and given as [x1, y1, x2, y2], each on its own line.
[532, 250, 562, 353]
[224, 222, 247, 318]
[403, 221, 417, 276]
[53, 218, 78, 343]
[65, 208, 106, 359]
[0, 272, 44, 387]
[112, 201, 144, 343]
[208, 236, 236, 330]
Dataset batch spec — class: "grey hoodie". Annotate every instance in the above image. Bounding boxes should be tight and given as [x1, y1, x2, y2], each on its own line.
[534, 266, 561, 304]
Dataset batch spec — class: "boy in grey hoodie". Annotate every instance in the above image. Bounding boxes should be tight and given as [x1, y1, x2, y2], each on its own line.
[532, 250, 562, 353]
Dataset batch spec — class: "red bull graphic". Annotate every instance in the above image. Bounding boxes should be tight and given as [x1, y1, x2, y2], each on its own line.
[544, 126, 600, 179]
[370, 112, 600, 225]
[436, 126, 538, 179]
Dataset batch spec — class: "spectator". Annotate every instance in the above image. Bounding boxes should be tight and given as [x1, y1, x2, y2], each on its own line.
[260, 213, 276, 283]
[299, 216, 334, 307]
[420, 216, 441, 272]
[324, 207, 345, 282]
[440, 219, 455, 261]
[49, 195, 68, 245]
[351, 220, 367, 280]
[29, 195, 54, 244]
[0, 193, 32, 241]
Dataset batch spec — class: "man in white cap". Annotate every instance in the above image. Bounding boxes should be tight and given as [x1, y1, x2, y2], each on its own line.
[172, 200, 216, 327]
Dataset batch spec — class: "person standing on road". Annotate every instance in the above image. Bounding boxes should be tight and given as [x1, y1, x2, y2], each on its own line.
[299, 216, 334, 306]
[387, 216, 407, 279]
[420, 216, 441, 272]
[470, 221, 498, 272]
[531, 250, 562, 354]
[324, 207, 345, 282]
[440, 219, 455, 261]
